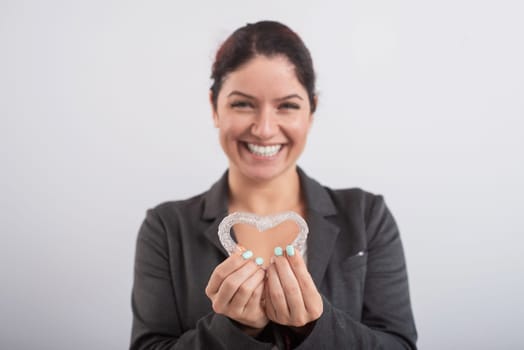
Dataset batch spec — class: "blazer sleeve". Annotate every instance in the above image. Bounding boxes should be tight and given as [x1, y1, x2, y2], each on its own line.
[130, 209, 274, 350]
[295, 195, 418, 349]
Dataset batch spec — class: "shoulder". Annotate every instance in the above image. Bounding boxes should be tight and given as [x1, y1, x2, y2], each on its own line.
[135, 190, 213, 257]
[327, 186, 381, 207]
[324, 185, 386, 223]
[144, 191, 209, 229]
[152, 191, 207, 217]
[298, 168, 388, 229]
[137, 171, 228, 249]
[328, 186, 399, 251]
[321, 184, 397, 248]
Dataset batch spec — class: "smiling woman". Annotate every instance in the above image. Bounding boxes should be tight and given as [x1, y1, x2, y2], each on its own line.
[130, 21, 417, 349]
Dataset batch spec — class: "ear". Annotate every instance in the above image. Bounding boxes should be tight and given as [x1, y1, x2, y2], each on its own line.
[308, 95, 318, 126]
[312, 95, 318, 115]
[209, 90, 219, 128]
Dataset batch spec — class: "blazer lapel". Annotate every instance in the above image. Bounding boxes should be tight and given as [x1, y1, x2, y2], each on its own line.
[203, 216, 229, 257]
[306, 210, 340, 286]
[202, 171, 230, 257]
[297, 167, 340, 287]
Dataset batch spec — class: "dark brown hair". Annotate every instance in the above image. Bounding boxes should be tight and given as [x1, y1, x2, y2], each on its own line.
[210, 21, 317, 112]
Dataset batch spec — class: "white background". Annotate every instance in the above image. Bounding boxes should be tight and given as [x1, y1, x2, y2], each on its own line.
[1, 0, 523, 349]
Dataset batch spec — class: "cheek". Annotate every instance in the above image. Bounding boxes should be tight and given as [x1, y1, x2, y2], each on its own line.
[288, 119, 312, 142]
[220, 117, 252, 137]
[218, 122, 243, 145]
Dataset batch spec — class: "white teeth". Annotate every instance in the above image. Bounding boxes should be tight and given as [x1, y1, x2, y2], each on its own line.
[246, 143, 282, 157]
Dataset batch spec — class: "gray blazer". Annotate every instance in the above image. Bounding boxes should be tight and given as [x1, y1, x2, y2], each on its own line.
[130, 168, 417, 349]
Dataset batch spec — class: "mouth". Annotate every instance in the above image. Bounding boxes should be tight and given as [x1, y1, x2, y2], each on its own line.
[245, 142, 283, 158]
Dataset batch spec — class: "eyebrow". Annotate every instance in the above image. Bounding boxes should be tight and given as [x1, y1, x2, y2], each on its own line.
[227, 91, 255, 99]
[276, 94, 303, 101]
[227, 91, 304, 101]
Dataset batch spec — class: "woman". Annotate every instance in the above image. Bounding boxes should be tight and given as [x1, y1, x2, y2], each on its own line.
[131, 21, 417, 349]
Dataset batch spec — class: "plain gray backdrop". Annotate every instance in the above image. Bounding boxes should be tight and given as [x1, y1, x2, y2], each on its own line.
[1, 0, 523, 349]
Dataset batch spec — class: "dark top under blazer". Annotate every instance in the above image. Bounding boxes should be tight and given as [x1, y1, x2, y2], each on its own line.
[130, 168, 417, 349]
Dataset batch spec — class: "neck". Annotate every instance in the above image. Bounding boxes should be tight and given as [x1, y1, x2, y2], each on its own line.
[228, 166, 303, 215]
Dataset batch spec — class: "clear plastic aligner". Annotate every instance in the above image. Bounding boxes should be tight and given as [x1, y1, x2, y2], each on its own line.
[218, 211, 309, 256]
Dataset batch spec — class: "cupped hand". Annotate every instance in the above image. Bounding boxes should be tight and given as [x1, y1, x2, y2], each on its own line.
[264, 247, 323, 329]
[205, 251, 269, 332]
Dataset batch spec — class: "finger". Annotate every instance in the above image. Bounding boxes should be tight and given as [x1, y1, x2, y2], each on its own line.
[263, 275, 277, 321]
[229, 268, 265, 312]
[206, 252, 249, 296]
[213, 261, 260, 311]
[285, 246, 322, 315]
[266, 261, 289, 322]
[244, 278, 264, 313]
[273, 255, 306, 318]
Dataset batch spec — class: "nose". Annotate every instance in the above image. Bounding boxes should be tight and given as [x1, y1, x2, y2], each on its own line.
[251, 106, 278, 139]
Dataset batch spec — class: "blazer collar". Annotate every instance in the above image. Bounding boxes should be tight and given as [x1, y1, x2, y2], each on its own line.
[202, 167, 340, 286]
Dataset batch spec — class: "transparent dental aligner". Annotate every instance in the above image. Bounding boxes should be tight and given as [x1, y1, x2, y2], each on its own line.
[218, 211, 309, 256]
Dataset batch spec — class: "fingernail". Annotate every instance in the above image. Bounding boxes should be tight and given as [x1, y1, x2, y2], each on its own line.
[255, 257, 264, 266]
[274, 246, 283, 256]
[242, 250, 253, 260]
[286, 245, 295, 256]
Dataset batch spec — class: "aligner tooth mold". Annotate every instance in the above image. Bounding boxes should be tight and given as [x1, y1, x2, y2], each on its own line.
[218, 211, 309, 256]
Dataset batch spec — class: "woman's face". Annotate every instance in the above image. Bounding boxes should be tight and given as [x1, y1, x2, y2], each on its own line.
[212, 55, 314, 183]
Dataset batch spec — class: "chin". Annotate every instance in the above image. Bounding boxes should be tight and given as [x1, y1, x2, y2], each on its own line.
[238, 163, 295, 183]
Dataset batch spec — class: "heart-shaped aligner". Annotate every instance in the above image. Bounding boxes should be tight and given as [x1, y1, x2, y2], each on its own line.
[218, 211, 309, 258]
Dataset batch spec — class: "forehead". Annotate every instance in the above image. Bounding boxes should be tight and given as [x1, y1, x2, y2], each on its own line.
[220, 55, 306, 97]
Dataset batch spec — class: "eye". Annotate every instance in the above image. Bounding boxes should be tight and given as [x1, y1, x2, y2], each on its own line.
[278, 102, 300, 110]
[230, 101, 254, 109]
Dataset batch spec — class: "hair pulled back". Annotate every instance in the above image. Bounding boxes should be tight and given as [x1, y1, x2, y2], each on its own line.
[210, 21, 317, 112]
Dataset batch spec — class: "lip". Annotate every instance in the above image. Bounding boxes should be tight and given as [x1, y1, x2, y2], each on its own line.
[242, 141, 286, 147]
